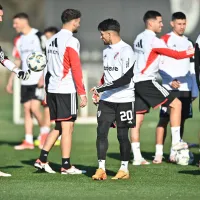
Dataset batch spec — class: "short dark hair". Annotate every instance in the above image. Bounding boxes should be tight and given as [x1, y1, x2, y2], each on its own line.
[61, 9, 81, 24]
[98, 18, 120, 33]
[0, 4, 3, 10]
[172, 12, 186, 21]
[44, 26, 59, 34]
[13, 12, 29, 20]
[143, 10, 162, 23]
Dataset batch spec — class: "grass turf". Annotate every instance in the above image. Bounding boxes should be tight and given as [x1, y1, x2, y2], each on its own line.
[0, 89, 200, 200]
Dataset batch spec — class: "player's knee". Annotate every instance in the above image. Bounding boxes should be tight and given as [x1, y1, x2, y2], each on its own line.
[157, 117, 169, 128]
[136, 114, 144, 128]
[117, 127, 129, 143]
[97, 121, 110, 140]
[170, 98, 182, 110]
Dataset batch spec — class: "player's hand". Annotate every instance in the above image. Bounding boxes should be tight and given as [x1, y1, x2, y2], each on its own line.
[80, 95, 87, 108]
[92, 93, 100, 106]
[17, 69, 31, 80]
[0, 46, 6, 62]
[90, 87, 99, 96]
[6, 82, 13, 94]
[170, 79, 180, 89]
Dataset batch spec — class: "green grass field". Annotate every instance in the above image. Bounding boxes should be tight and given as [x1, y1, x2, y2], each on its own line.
[0, 87, 200, 200]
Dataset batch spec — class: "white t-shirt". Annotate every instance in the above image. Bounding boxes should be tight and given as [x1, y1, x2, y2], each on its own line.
[15, 28, 43, 85]
[159, 32, 198, 97]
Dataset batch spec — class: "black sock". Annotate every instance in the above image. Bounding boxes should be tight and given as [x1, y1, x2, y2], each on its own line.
[62, 158, 71, 169]
[39, 150, 49, 163]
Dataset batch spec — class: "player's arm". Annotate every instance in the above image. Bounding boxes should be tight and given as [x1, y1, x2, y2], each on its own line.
[93, 47, 135, 93]
[67, 39, 87, 107]
[0, 47, 30, 79]
[152, 37, 194, 59]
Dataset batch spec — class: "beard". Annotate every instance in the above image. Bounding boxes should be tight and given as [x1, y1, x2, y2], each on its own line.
[73, 29, 78, 33]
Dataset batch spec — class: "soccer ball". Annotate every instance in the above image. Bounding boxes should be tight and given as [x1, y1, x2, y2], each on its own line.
[27, 51, 46, 72]
[175, 149, 194, 166]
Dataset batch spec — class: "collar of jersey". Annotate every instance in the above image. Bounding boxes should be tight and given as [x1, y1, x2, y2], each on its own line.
[61, 29, 73, 35]
[144, 29, 156, 36]
[170, 31, 187, 39]
[108, 40, 123, 49]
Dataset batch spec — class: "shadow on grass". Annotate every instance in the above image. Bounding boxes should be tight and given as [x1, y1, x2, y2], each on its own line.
[0, 141, 21, 146]
[21, 159, 116, 177]
[0, 165, 23, 169]
[178, 170, 200, 175]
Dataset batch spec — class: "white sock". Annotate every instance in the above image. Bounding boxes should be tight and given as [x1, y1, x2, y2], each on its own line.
[40, 126, 50, 135]
[131, 142, 142, 160]
[25, 134, 33, 144]
[155, 144, 163, 156]
[98, 160, 105, 171]
[119, 161, 129, 172]
[171, 126, 181, 145]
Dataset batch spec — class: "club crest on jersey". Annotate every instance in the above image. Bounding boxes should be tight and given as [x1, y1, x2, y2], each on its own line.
[97, 111, 101, 118]
[114, 52, 119, 59]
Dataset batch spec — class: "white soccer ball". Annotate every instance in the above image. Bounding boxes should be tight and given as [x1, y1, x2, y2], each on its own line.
[27, 51, 46, 72]
[175, 149, 194, 166]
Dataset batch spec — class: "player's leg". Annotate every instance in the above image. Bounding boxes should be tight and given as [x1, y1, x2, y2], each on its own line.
[153, 116, 169, 164]
[168, 98, 188, 150]
[34, 93, 60, 173]
[131, 94, 150, 165]
[92, 100, 115, 180]
[14, 100, 34, 150]
[42, 106, 60, 146]
[31, 100, 50, 149]
[135, 80, 187, 152]
[112, 102, 135, 180]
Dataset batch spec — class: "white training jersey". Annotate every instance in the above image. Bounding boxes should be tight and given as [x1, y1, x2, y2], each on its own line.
[100, 40, 135, 103]
[15, 28, 43, 85]
[159, 32, 198, 97]
[133, 29, 194, 83]
[45, 29, 85, 95]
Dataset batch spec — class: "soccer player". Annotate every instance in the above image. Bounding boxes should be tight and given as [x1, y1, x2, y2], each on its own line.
[34, 9, 87, 174]
[34, 26, 60, 149]
[153, 12, 198, 164]
[92, 19, 135, 180]
[6, 13, 48, 150]
[92, 11, 194, 165]
[0, 5, 30, 177]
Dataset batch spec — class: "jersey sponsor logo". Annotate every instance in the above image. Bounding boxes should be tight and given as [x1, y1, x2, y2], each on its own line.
[47, 49, 59, 54]
[114, 52, 119, 59]
[104, 66, 118, 71]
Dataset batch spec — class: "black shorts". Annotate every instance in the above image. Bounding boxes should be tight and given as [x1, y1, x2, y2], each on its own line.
[47, 92, 78, 122]
[135, 80, 175, 114]
[21, 85, 43, 104]
[97, 100, 136, 128]
[160, 91, 192, 119]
